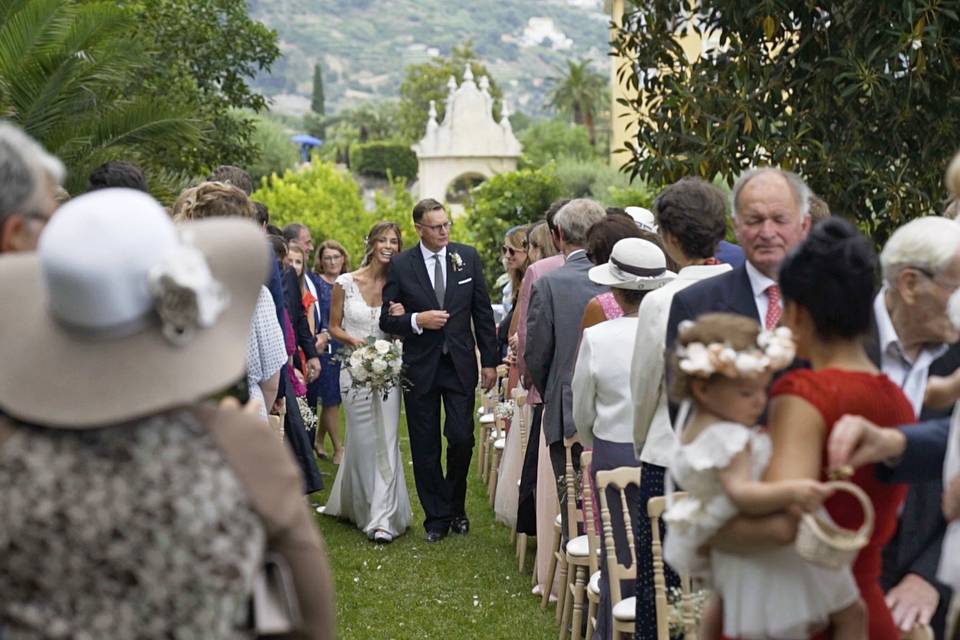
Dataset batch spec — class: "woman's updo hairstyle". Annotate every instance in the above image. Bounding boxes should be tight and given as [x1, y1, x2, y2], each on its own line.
[778, 217, 877, 340]
[668, 313, 762, 403]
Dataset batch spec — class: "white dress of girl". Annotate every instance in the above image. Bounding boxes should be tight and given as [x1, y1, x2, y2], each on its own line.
[663, 421, 859, 640]
[324, 273, 412, 538]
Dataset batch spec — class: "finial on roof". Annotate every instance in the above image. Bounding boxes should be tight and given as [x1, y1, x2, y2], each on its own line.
[463, 64, 474, 81]
[427, 100, 438, 125]
[479, 75, 490, 93]
[447, 75, 457, 93]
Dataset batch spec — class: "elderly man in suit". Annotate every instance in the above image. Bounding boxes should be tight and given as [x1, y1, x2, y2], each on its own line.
[0, 123, 65, 254]
[524, 197, 606, 526]
[665, 167, 813, 349]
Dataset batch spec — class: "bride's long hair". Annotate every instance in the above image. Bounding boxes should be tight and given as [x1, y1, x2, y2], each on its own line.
[360, 221, 403, 268]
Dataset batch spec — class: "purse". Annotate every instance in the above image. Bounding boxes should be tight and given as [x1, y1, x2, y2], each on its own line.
[252, 553, 303, 637]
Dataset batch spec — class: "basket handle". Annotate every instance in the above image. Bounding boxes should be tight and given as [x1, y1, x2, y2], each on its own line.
[824, 480, 875, 541]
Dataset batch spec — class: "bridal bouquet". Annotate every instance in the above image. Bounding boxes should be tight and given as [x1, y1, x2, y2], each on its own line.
[336, 337, 407, 399]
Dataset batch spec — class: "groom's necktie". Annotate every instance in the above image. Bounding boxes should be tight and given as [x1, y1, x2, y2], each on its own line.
[432, 253, 445, 306]
[433, 253, 448, 354]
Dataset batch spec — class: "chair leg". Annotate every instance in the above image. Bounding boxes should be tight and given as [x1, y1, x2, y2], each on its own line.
[555, 553, 569, 624]
[478, 426, 488, 476]
[570, 566, 586, 640]
[541, 524, 561, 610]
[510, 525, 518, 545]
[487, 448, 501, 505]
[559, 564, 575, 640]
[516, 532, 527, 572]
[586, 593, 597, 640]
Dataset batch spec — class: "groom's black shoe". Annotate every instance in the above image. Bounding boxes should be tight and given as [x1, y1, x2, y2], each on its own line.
[451, 516, 470, 535]
[425, 529, 447, 544]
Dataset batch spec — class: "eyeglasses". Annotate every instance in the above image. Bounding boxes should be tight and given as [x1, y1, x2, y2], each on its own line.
[321, 255, 343, 262]
[417, 221, 452, 233]
[501, 245, 527, 256]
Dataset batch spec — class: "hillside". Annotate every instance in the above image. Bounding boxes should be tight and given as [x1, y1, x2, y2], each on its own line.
[250, 0, 611, 118]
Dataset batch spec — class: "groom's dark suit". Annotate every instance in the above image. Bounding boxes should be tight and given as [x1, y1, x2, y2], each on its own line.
[380, 241, 498, 534]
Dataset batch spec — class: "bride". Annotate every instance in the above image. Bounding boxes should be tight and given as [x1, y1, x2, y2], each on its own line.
[324, 221, 412, 543]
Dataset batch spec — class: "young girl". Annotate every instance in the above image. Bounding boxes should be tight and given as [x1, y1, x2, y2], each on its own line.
[663, 313, 865, 640]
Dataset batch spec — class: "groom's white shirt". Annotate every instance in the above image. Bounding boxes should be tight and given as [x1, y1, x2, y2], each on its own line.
[410, 244, 447, 335]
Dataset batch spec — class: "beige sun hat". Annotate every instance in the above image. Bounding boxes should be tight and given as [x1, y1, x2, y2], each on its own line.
[588, 237, 676, 291]
[0, 188, 270, 429]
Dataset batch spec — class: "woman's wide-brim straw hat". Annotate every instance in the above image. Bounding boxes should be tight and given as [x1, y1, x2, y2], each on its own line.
[0, 188, 269, 429]
[589, 237, 676, 291]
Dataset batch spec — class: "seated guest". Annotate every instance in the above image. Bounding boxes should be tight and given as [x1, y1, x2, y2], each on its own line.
[87, 160, 148, 193]
[0, 189, 334, 638]
[573, 237, 675, 640]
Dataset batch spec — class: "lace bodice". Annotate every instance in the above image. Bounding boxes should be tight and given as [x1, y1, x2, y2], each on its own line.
[337, 273, 386, 341]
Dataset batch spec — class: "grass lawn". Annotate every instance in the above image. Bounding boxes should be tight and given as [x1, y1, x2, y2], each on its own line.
[309, 407, 557, 640]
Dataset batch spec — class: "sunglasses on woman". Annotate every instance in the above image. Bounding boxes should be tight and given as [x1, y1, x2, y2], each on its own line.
[501, 245, 526, 256]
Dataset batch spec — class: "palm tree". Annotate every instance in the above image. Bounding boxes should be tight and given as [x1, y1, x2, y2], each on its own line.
[0, 0, 204, 194]
[548, 59, 607, 147]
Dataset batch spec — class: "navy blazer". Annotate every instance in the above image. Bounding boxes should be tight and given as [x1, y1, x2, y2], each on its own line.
[666, 264, 759, 352]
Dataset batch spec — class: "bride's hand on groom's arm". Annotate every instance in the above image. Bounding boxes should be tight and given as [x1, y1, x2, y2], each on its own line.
[388, 301, 406, 316]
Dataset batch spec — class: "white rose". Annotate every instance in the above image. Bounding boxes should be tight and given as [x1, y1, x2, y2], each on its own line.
[372, 358, 388, 374]
[374, 339, 391, 354]
[391, 358, 403, 373]
[353, 366, 369, 381]
[349, 350, 364, 367]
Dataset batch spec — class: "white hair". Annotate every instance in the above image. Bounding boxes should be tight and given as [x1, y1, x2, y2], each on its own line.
[731, 167, 811, 220]
[880, 216, 960, 285]
[553, 198, 606, 246]
[0, 122, 65, 221]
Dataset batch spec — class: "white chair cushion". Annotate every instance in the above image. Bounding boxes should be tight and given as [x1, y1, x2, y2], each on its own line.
[494, 438, 506, 450]
[479, 414, 495, 424]
[566, 534, 590, 557]
[612, 596, 636, 621]
[555, 513, 562, 526]
[588, 570, 601, 595]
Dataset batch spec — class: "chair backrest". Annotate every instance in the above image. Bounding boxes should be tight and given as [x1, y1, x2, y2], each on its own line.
[580, 450, 600, 574]
[596, 466, 642, 609]
[563, 443, 584, 541]
[647, 494, 697, 640]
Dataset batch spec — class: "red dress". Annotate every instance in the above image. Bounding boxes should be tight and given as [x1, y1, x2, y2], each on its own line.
[770, 369, 916, 640]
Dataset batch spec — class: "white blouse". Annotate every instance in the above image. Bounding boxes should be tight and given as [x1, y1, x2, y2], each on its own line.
[573, 316, 639, 445]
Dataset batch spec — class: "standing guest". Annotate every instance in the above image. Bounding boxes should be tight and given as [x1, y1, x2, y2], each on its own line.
[578, 215, 644, 328]
[513, 201, 568, 598]
[0, 123, 65, 254]
[311, 240, 350, 465]
[173, 182, 323, 495]
[285, 244, 314, 400]
[494, 224, 532, 528]
[666, 167, 812, 350]
[525, 198, 607, 534]
[325, 222, 412, 543]
[87, 160, 148, 193]
[630, 176, 732, 637]
[572, 238, 675, 640]
[0, 190, 335, 639]
[253, 201, 270, 228]
[208, 164, 253, 195]
[808, 194, 831, 224]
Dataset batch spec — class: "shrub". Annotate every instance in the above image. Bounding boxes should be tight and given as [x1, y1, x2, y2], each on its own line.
[519, 120, 595, 169]
[351, 141, 418, 180]
[553, 156, 656, 208]
[248, 112, 300, 184]
[465, 167, 563, 277]
[253, 161, 373, 261]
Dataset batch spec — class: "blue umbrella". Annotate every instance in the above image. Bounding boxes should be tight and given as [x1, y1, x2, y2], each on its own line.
[291, 133, 323, 146]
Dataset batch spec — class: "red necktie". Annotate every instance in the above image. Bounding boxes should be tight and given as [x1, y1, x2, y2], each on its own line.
[765, 284, 782, 330]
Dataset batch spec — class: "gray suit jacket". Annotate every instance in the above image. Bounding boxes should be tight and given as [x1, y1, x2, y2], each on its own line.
[524, 250, 605, 445]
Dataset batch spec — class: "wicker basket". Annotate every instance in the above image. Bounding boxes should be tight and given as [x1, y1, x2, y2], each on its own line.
[795, 481, 874, 570]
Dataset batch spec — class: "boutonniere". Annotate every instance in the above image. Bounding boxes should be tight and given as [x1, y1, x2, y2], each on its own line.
[450, 251, 464, 272]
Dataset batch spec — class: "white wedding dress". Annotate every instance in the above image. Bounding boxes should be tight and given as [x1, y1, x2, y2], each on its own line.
[324, 273, 412, 538]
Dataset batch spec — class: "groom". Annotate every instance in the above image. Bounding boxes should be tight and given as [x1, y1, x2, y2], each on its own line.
[380, 198, 498, 542]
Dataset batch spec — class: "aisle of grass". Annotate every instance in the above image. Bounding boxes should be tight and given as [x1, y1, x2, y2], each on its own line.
[309, 408, 556, 640]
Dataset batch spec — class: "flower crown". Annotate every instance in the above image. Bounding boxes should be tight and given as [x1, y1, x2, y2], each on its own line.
[676, 324, 795, 378]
